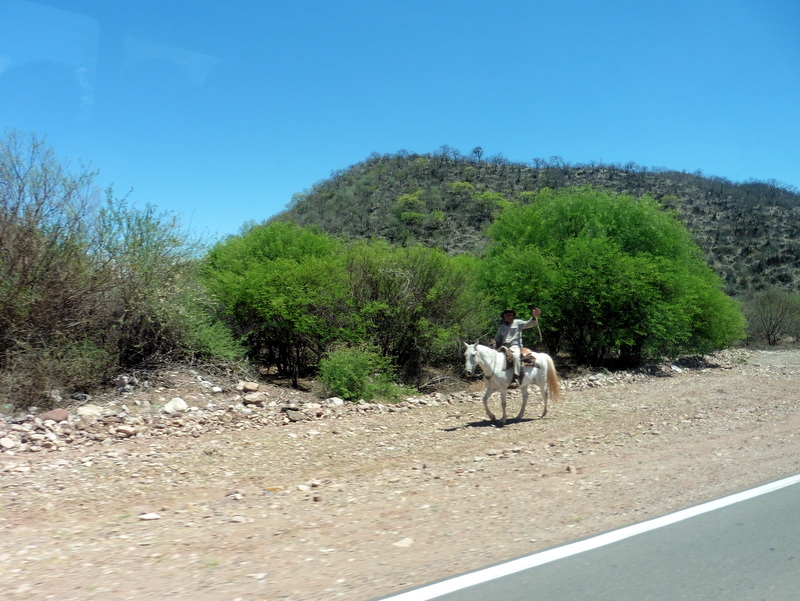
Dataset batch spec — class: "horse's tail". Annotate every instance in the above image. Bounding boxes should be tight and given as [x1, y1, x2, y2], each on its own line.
[545, 354, 561, 402]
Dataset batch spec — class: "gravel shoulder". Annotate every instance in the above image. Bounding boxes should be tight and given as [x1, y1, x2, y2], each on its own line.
[2, 349, 799, 601]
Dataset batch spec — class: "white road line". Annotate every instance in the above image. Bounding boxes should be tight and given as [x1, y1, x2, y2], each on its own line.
[378, 473, 800, 601]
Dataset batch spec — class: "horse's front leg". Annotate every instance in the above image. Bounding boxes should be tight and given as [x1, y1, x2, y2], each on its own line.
[482, 389, 497, 423]
[498, 389, 508, 427]
[515, 385, 529, 421]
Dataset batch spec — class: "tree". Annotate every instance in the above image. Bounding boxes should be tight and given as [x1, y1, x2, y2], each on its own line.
[472, 191, 508, 222]
[742, 287, 800, 345]
[482, 187, 746, 365]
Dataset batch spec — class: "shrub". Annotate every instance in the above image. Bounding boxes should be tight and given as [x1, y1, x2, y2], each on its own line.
[346, 241, 487, 375]
[0, 131, 240, 410]
[0, 338, 115, 411]
[482, 187, 746, 364]
[201, 222, 349, 386]
[317, 346, 412, 402]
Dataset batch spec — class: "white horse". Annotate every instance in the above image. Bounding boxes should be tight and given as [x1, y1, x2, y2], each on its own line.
[463, 342, 561, 426]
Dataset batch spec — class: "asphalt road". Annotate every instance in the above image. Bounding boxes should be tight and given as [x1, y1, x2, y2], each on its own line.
[374, 474, 800, 601]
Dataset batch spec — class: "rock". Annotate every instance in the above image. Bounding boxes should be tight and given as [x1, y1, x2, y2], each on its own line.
[0, 437, 16, 450]
[242, 392, 270, 406]
[116, 425, 137, 437]
[164, 398, 188, 414]
[237, 381, 260, 392]
[285, 409, 308, 422]
[39, 408, 69, 422]
[139, 513, 161, 521]
[326, 397, 346, 407]
[392, 537, 414, 547]
[77, 404, 104, 419]
[115, 375, 138, 392]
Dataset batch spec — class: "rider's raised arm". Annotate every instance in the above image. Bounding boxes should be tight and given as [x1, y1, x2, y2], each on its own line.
[520, 308, 540, 329]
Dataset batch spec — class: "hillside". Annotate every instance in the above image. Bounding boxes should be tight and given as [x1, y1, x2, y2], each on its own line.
[272, 151, 800, 296]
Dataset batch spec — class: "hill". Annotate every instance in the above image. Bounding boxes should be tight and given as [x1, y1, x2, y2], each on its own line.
[272, 151, 800, 296]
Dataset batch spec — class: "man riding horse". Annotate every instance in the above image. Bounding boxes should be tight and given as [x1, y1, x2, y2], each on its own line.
[492, 307, 541, 384]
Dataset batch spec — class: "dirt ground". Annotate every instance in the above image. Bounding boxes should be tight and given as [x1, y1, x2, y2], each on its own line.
[2, 349, 799, 601]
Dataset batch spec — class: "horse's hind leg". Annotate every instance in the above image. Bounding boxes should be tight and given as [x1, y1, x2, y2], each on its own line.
[540, 382, 548, 418]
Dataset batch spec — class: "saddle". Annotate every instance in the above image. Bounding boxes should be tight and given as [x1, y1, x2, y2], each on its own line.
[498, 346, 540, 370]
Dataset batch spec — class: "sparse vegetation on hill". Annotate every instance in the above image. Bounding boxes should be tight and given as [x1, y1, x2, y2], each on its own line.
[274, 150, 800, 296]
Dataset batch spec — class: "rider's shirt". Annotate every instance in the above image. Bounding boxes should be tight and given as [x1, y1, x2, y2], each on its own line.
[494, 317, 537, 348]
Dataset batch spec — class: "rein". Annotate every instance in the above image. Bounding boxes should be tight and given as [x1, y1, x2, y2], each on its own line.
[474, 346, 505, 382]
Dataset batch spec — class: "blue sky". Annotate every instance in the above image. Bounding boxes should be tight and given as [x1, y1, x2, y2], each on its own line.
[2, 0, 799, 241]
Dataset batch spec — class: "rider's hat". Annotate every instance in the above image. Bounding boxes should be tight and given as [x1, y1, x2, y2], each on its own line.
[500, 309, 516, 318]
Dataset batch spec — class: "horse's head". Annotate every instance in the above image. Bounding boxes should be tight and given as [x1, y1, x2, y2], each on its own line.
[463, 341, 479, 377]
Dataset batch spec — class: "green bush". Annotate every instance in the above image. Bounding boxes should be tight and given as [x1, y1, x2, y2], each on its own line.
[202, 225, 487, 385]
[346, 241, 487, 375]
[482, 186, 746, 365]
[317, 346, 412, 402]
[154, 275, 245, 362]
[201, 222, 350, 386]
